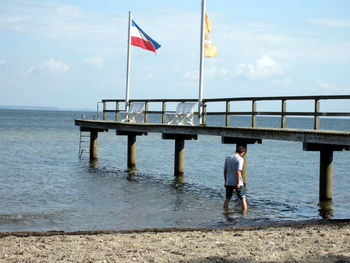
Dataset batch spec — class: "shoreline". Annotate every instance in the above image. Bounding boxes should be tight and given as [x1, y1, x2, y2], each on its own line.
[1, 218, 349, 237]
[1, 220, 349, 262]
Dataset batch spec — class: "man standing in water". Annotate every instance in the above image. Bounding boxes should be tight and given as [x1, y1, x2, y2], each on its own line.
[223, 145, 248, 211]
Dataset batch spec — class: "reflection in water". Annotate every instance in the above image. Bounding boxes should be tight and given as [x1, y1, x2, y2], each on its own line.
[172, 175, 185, 190]
[126, 170, 137, 182]
[318, 200, 334, 219]
[126, 167, 137, 174]
[172, 176, 185, 212]
[223, 205, 247, 226]
[223, 210, 238, 226]
[89, 159, 98, 167]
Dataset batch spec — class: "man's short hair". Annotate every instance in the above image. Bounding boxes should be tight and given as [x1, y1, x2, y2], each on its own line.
[236, 145, 246, 154]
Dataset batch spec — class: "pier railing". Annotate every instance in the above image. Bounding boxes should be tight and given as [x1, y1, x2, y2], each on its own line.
[101, 95, 350, 130]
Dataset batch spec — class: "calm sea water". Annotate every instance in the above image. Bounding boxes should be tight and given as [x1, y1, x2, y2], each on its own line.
[0, 109, 349, 232]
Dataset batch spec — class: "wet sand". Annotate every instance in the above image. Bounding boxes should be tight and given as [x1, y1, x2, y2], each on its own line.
[1, 220, 349, 262]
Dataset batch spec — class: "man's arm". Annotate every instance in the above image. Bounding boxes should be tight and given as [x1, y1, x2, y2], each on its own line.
[236, 170, 241, 188]
[224, 169, 227, 187]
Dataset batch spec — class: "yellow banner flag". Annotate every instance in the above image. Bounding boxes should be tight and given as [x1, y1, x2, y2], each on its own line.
[204, 13, 218, 57]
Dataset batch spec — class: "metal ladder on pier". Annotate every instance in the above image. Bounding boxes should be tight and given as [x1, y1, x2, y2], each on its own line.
[79, 131, 90, 158]
[78, 106, 102, 158]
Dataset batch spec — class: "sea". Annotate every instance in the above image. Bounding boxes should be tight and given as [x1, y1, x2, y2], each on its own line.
[0, 109, 349, 232]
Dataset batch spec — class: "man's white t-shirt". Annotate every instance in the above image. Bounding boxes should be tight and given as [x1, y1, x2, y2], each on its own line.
[224, 153, 244, 186]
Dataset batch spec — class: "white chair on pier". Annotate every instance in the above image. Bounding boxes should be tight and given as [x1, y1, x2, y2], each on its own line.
[166, 102, 196, 126]
[120, 102, 145, 123]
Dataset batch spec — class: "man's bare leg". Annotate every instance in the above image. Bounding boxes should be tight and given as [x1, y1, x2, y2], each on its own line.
[241, 197, 247, 210]
[223, 199, 230, 209]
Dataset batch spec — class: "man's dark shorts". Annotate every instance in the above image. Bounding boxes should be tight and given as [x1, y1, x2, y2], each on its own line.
[226, 185, 245, 200]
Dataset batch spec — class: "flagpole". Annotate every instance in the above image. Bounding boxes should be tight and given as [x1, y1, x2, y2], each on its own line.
[198, 0, 206, 125]
[125, 11, 132, 111]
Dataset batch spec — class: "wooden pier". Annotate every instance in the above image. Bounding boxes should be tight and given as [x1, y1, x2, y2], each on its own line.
[75, 95, 350, 202]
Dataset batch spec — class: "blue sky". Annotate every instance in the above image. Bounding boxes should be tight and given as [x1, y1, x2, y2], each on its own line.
[0, 0, 349, 110]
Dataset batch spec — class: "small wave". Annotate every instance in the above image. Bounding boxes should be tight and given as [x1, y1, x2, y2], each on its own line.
[0, 214, 40, 222]
[0, 210, 69, 223]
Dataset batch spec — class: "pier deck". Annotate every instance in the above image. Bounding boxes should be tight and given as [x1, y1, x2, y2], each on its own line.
[75, 119, 350, 146]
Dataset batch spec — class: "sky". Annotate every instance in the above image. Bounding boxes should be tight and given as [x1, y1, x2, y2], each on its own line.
[0, 0, 350, 111]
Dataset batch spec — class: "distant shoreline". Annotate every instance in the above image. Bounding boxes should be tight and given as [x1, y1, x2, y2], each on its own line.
[0, 106, 96, 112]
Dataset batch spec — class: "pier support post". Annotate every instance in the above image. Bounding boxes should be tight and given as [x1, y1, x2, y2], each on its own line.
[128, 134, 137, 170]
[174, 139, 185, 176]
[80, 128, 108, 162]
[320, 149, 333, 201]
[222, 137, 262, 185]
[162, 133, 198, 176]
[90, 130, 98, 161]
[303, 143, 349, 201]
[117, 131, 148, 170]
[240, 143, 248, 185]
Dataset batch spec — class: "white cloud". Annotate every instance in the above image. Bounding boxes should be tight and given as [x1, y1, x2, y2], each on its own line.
[236, 55, 283, 79]
[316, 81, 332, 90]
[0, 1, 124, 46]
[84, 56, 104, 68]
[273, 77, 292, 88]
[217, 18, 350, 64]
[55, 5, 81, 18]
[0, 15, 28, 31]
[143, 73, 154, 80]
[182, 70, 198, 81]
[41, 58, 69, 75]
[312, 81, 350, 94]
[20, 59, 69, 76]
[205, 68, 217, 79]
[0, 59, 6, 66]
[205, 67, 231, 79]
[309, 19, 350, 28]
[218, 68, 230, 78]
[25, 66, 36, 75]
[182, 67, 231, 81]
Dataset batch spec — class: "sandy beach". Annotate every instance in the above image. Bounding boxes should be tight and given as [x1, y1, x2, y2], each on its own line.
[1, 220, 349, 262]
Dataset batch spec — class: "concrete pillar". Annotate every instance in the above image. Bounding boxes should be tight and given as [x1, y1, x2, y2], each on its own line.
[162, 133, 198, 176]
[90, 131, 98, 161]
[174, 139, 185, 176]
[320, 149, 333, 201]
[302, 143, 349, 202]
[128, 134, 137, 170]
[117, 131, 147, 170]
